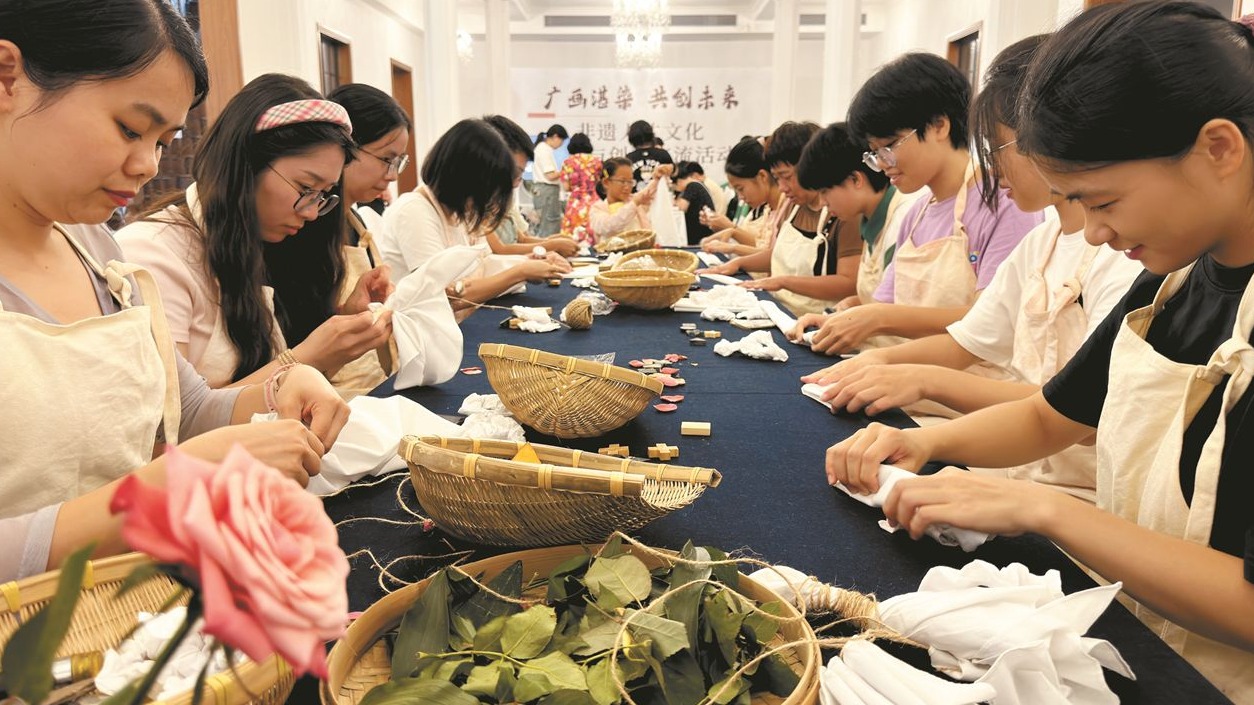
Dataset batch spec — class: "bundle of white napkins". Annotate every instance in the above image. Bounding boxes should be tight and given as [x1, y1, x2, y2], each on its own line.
[713, 330, 789, 362]
[95, 607, 245, 702]
[511, 305, 561, 333]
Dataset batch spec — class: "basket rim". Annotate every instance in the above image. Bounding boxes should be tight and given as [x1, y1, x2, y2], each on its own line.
[595, 269, 697, 288]
[614, 249, 700, 274]
[598, 229, 656, 252]
[477, 342, 665, 394]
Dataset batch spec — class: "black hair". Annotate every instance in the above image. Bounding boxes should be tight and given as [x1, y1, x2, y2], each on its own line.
[601, 156, 633, 179]
[764, 121, 821, 168]
[0, 0, 209, 108]
[483, 114, 534, 161]
[422, 118, 514, 233]
[797, 122, 890, 192]
[970, 35, 1047, 207]
[328, 83, 411, 148]
[1019, 2, 1254, 171]
[654, 137, 665, 147]
[627, 120, 656, 148]
[567, 132, 594, 154]
[724, 137, 769, 179]
[675, 160, 704, 179]
[534, 123, 568, 145]
[848, 52, 971, 150]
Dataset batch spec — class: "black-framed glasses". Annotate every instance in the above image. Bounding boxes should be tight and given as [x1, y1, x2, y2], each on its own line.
[862, 129, 918, 173]
[268, 165, 340, 216]
[359, 147, 410, 176]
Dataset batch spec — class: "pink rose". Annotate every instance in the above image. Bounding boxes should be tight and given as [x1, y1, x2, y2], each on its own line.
[110, 445, 349, 678]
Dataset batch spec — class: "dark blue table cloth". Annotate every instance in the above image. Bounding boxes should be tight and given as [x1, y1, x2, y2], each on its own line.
[315, 275, 1232, 705]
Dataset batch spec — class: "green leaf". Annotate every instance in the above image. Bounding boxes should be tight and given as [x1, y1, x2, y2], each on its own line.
[705, 547, 740, 590]
[513, 671, 556, 703]
[473, 614, 508, 652]
[391, 570, 452, 680]
[496, 662, 518, 703]
[741, 600, 782, 643]
[517, 651, 587, 699]
[623, 610, 688, 661]
[572, 615, 623, 656]
[760, 653, 802, 696]
[541, 689, 600, 705]
[428, 656, 474, 682]
[358, 678, 480, 705]
[449, 613, 476, 650]
[600, 534, 627, 558]
[501, 604, 557, 659]
[547, 554, 592, 604]
[665, 543, 711, 653]
[460, 561, 523, 629]
[653, 649, 706, 705]
[707, 673, 751, 705]
[463, 663, 508, 697]
[705, 590, 746, 665]
[585, 658, 622, 705]
[585, 555, 652, 609]
[1, 543, 94, 704]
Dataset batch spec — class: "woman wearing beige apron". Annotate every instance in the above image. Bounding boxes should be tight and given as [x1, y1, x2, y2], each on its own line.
[699, 138, 783, 259]
[0, 5, 348, 582]
[824, 5, 1254, 698]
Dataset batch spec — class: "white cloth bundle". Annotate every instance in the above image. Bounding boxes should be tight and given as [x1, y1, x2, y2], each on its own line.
[570, 276, 597, 288]
[95, 607, 246, 702]
[673, 283, 761, 312]
[802, 382, 835, 410]
[835, 465, 990, 551]
[713, 330, 789, 362]
[511, 305, 561, 333]
[760, 300, 816, 345]
[697, 251, 724, 267]
[701, 307, 737, 322]
[458, 393, 512, 416]
[820, 640, 997, 705]
[879, 560, 1134, 704]
[456, 393, 526, 443]
[562, 264, 601, 279]
[697, 272, 742, 286]
[380, 246, 479, 390]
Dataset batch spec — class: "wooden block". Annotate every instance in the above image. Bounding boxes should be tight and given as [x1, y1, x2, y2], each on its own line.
[647, 443, 680, 461]
[598, 443, 630, 457]
[681, 421, 711, 437]
[509, 318, 520, 329]
[704, 330, 721, 339]
[547, 278, 562, 287]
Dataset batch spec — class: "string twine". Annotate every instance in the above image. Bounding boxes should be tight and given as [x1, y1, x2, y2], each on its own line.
[562, 298, 595, 330]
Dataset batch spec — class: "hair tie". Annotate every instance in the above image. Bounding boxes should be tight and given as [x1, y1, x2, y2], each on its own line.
[255, 99, 353, 134]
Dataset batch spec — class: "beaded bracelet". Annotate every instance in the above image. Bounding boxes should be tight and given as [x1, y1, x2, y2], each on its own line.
[264, 363, 298, 413]
[276, 348, 300, 367]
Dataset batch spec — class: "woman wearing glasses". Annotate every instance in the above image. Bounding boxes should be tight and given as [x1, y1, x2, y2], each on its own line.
[590, 157, 672, 242]
[118, 74, 393, 389]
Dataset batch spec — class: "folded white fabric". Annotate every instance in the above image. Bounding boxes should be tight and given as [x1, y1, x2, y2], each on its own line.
[878, 560, 1134, 705]
[562, 264, 601, 279]
[735, 305, 769, 321]
[696, 251, 724, 267]
[511, 305, 561, 333]
[758, 300, 817, 345]
[95, 607, 247, 701]
[701, 306, 737, 322]
[802, 382, 835, 410]
[697, 272, 743, 286]
[713, 330, 789, 362]
[834, 465, 990, 551]
[461, 412, 526, 443]
[819, 640, 998, 705]
[570, 276, 597, 288]
[458, 393, 512, 416]
[384, 246, 479, 390]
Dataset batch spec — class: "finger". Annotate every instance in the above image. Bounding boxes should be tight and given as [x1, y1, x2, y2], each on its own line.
[305, 401, 338, 447]
[841, 429, 878, 494]
[321, 402, 351, 449]
[825, 441, 849, 486]
[298, 442, 321, 482]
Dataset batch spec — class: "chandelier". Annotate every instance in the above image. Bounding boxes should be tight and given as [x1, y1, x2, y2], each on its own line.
[612, 0, 670, 68]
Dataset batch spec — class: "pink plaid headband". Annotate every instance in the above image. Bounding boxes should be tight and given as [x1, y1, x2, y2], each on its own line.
[255, 99, 353, 134]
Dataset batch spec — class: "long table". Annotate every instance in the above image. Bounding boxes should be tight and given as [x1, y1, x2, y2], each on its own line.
[314, 274, 1233, 704]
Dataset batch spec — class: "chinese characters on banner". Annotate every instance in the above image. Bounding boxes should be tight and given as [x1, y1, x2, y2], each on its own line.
[511, 68, 771, 186]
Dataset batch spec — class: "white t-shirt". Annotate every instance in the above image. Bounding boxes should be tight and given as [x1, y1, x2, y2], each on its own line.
[946, 215, 1143, 383]
[532, 142, 559, 185]
[378, 187, 472, 274]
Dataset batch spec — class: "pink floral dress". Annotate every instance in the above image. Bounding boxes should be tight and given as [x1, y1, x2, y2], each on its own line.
[560, 153, 602, 244]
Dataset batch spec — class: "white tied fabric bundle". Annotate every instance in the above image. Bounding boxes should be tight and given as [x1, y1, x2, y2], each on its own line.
[760, 300, 817, 345]
[820, 640, 997, 705]
[457, 392, 526, 443]
[511, 305, 561, 333]
[674, 283, 761, 313]
[834, 465, 991, 552]
[713, 330, 789, 362]
[94, 607, 246, 702]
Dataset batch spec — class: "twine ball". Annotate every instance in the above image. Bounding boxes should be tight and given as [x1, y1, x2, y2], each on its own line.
[563, 298, 594, 330]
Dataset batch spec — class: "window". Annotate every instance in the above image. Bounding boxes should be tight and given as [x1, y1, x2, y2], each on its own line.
[947, 23, 981, 89]
[319, 33, 351, 95]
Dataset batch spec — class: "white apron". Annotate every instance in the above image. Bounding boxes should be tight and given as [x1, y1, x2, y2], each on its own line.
[855, 190, 912, 305]
[1094, 262, 1254, 699]
[770, 203, 835, 316]
[328, 208, 397, 398]
[0, 226, 181, 517]
[972, 222, 1101, 500]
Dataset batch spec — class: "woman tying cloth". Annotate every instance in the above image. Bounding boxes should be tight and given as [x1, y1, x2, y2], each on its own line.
[589, 157, 674, 243]
[117, 74, 394, 390]
[699, 138, 785, 259]
[804, 38, 1140, 500]
[0, 0, 348, 581]
[482, 114, 580, 258]
[826, 4, 1254, 697]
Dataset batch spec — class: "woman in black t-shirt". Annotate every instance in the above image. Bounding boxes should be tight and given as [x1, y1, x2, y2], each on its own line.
[625, 120, 674, 191]
[823, 4, 1254, 695]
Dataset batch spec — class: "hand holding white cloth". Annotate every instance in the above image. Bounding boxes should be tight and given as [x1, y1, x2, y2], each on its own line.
[713, 330, 789, 362]
[834, 465, 990, 551]
[383, 246, 479, 390]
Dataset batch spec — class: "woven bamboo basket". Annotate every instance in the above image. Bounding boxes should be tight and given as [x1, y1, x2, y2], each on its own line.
[595, 269, 697, 310]
[478, 343, 664, 438]
[614, 248, 700, 273]
[401, 435, 721, 546]
[322, 543, 819, 705]
[0, 553, 293, 705]
[598, 228, 656, 254]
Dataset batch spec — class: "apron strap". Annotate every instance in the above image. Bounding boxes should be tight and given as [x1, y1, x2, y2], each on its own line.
[349, 208, 382, 268]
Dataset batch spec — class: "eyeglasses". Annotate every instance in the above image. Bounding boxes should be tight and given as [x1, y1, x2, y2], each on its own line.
[607, 178, 634, 185]
[268, 166, 339, 216]
[862, 129, 918, 173]
[359, 147, 410, 176]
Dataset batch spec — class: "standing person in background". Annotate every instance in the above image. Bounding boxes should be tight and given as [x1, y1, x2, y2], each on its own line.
[559, 132, 602, 244]
[626, 120, 674, 191]
[530, 124, 567, 236]
[673, 161, 715, 244]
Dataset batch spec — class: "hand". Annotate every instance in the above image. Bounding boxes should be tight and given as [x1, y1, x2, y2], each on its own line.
[632, 189, 655, 208]
[542, 236, 580, 257]
[340, 265, 394, 315]
[883, 468, 1061, 539]
[820, 363, 934, 416]
[703, 239, 738, 255]
[518, 257, 569, 282]
[544, 251, 573, 272]
[294, 310, 394, 373]
[653, 163, 675, 178]
[739, 276, 786, 292]
[825, 423, 932, 494]
[810, 305, 882, 355]
[181, 420, 325, 487]
[274, 364, 351, 448]
[833, 295, 861, 313]
[703, 212, 734, 231]
[786, 312, 829, 343]
[799, 348, 888, 385]
[696, 260, 739, 276]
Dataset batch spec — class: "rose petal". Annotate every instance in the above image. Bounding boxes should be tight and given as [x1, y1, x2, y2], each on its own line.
[660, 367, 680, 375]
[653, 403, 678, 412]
[660, 395, 685, 403]
[628, 360, 644, 368]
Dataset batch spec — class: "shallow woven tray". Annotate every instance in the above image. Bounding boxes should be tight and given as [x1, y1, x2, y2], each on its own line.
[595, 268, 697, 310]
[598, 228, 656, 253]
[0, 553, 293, 705]
[614, 248, 700, 273]
[322, 543, 819, 705]
[478, 342, 663, 438]
[401, 436, 721, 546]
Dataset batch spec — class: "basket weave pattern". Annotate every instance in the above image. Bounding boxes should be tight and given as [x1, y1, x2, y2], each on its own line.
[595, 268, 696, 310]
[614, 248, 700, 273]
[402, 436, 720, 546]
[598, 228, 655, 253]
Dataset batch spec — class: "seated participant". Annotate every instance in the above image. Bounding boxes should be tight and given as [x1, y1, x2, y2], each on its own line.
[699, 138, 784, 259]
[0, 0, 346, 581]
[795, 52, 1041, 354]
[589, 156, 673, 242]
[825, 4, 1254, 695]
[673, 161, 715, 244]
[118, 74, 393, 389]
[482, 114, 579, 257]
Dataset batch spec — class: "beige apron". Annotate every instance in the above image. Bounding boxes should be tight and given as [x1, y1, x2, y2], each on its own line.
[855, 190, 912, 305]
[1094, 263, 1254, 699]
[770, 203, 835, 315]
[0, 226, 181, 517]
[971, 223, 1101, 500]
[328, 208, 398, 398]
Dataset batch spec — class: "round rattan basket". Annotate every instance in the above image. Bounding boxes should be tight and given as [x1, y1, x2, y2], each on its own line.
[401, 435, 721, 546]
[321, 543, 819, 705]
[595, 269, 696, 310]
[613, 248, 700, 273]
[0, 553, 293, 705]
[598, 229, 656, 254]
[478, 343, 664, 438]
